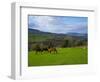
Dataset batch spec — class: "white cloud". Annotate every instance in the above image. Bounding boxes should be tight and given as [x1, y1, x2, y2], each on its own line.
[29, 16, 87, 34]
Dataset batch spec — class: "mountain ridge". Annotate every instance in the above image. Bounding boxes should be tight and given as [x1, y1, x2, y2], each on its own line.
[28, 28, 87, 37]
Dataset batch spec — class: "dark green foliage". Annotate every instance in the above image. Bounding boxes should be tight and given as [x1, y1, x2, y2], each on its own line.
[28, 28, 87, 50]
[62, 40, 69, 47]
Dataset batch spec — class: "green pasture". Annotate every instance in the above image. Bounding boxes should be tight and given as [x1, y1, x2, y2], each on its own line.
[28, 47, 88, 66]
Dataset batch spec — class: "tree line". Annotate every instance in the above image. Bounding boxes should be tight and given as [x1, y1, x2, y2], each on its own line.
[28, 37, 87, 51]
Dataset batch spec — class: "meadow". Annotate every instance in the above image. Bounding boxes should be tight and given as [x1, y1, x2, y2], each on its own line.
[28, 47, 88, 66]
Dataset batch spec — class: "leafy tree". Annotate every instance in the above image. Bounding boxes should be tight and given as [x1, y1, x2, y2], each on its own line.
[62, 39, 69, 48]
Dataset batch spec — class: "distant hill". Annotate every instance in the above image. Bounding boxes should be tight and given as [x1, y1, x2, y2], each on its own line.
[28, 28, 52, 35]
[66, 32, 87, 37]
[28, 28, 87, 38]
[28, 28, 87, 49]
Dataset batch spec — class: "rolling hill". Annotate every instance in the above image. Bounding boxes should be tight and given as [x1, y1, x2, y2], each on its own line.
[28, 28, 87, 50]
[28, 28, 87, 41]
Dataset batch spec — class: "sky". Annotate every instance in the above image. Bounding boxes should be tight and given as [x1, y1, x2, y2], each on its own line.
[28, 15, 88, 34]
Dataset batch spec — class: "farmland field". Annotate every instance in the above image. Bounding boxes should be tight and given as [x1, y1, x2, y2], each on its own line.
[28, 47, 88, 66]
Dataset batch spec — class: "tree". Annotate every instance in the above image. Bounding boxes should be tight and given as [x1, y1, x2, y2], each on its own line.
[62, 39, 69, 48]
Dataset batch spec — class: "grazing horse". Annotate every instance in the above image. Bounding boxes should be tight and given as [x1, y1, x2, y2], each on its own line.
[42, 47, 48, 52]
[34, 47, 43, 54]
[48, 47, 57, 53]
[34, 47, 49, 54]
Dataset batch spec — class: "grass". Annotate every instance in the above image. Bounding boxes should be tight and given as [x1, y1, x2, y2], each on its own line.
[28, 47, 88, 66]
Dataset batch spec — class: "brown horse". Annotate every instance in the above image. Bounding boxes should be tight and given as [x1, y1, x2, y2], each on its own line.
[48, 47, 57, 53]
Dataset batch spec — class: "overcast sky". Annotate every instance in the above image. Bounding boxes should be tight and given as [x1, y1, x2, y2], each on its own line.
[28, 15, 88, 34]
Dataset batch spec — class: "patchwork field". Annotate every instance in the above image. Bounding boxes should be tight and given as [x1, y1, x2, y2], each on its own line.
[28, 47, 88, 66]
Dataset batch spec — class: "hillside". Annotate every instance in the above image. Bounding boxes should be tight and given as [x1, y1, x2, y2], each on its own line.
[28, 29, 87, 50]
[28, 28, 87, 42]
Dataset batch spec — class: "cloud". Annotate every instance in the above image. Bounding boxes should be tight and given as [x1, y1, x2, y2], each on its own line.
[28, 16, 87, 34]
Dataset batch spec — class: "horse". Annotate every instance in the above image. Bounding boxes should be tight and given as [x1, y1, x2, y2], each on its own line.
[34, 47, 43, 54]
[42, 47, 48, 52]
[34, 47, 49, 54]
[48, 47, 57, 53]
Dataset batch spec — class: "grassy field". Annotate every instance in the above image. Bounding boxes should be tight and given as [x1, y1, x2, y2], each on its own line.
[28, 47, 88, 66]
